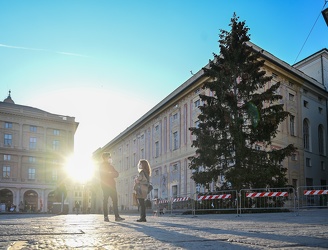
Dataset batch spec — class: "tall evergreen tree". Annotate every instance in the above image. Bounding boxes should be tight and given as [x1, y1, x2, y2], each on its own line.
[189, 14, 296, 191]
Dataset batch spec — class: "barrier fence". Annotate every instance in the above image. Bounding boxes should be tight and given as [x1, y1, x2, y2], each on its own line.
[151, 193, 194, 215]
[297, 185, 328, 210]
[196, 190, 238, 215]
[239, 187, 296, 214]
[150, 186, 327, 216]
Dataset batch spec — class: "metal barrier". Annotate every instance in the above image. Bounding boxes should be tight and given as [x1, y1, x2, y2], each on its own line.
[151, 194, 195, 215]
[239, 187, 296, 214]
[171, 194, 194, 214]
[151, 198, 170, 215]
[297, 185, 328, 210]
[150, 186, 328, 216]
[195, 190, 238, 215]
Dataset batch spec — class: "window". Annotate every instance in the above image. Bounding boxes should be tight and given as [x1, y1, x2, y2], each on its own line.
[173, 131, 179, 150]
[29, 137, 37, 149]
[318, 125, 324, 155]
[141, 148, 144, 159]
[52, 169, 57, 181]
[303, 100, 309, 108]
[5, 122, 12, 129]
[290, 115, 295, 136]
[133, 153, 136, 167]
[303, 120, 310, 150]
[30, 126, 37, 132]
[172, 164, 178, 171]
[291, 154, 297, 161]
[28, 168, 36, 180]
[321, 161, 326, 171]
[255, 145, 261, 150]
[173, 113, 178, 120]
[52, 140, 60, 150]
[154, 189, 159, 199]
[155, 141, 159, 158]
[306, 158, 312, 167]
[4, 154, 11, 161]
[194, 99, 201, 108]
[319, 107, 323, 114]
[126, 157, 129, 170]
[53, 129, 60, 136]
[288, 93, 295, 101]
[172, 185, 178, 197]
[155, 125, 159, 132]
[29, 157, 36, 163]
[195, 120, 200, 128]
[306, 178, 313, 187]
[154, 169, 159, 176]
[4, 134, 12, 146]
[3, 166, 10, 178]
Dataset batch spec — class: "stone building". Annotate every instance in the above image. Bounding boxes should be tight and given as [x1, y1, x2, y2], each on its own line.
[0, 92, 78, 212]
[93, 42, 328, 210]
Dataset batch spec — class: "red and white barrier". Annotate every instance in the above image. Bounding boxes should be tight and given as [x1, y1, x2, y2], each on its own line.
[172, 197, 190, 202]
[157, 200, 169, 204]
[198, 194, 231, 200]
[246, 192, 288, 198]
[304, 190, 328, 195]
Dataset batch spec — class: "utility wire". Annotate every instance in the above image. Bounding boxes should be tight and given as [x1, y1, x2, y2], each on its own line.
[294, 1, 328, 64]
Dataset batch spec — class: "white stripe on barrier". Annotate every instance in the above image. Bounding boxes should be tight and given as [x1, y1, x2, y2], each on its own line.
[197, 194, 231, 200]
[304, 190, 328, 195]
[246, 192, 288, 198]
[172, 197, 190, 202]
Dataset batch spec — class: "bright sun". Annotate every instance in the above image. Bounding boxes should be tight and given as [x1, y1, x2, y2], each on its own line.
[65, 154, 95, 183]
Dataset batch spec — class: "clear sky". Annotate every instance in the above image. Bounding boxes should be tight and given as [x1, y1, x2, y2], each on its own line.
[1, 1, 327, 181]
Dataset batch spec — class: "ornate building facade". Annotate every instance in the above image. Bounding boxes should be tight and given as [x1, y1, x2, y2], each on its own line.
[0, 92, 78, 212]
[93, 42, 328, 210]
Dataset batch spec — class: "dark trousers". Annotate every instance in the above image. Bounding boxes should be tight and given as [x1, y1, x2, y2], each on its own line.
[138, 198, 146, 219]
[102, 187, 119, 218]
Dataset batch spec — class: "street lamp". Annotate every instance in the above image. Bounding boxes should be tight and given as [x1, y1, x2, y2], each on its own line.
[323, 7, 328, 26]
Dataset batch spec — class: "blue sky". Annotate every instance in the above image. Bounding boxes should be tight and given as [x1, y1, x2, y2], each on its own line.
[1, 1, 327, 171]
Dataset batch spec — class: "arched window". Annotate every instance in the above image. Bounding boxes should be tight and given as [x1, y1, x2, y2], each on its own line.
[303, 119, 310, 150]
[318, 125, 325, 155]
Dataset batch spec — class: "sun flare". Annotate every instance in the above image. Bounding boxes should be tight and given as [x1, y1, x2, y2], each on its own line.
[65, 154, 95, 183]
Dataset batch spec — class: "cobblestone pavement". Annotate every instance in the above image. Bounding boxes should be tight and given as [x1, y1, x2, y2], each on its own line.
[0, 209, 327, 249]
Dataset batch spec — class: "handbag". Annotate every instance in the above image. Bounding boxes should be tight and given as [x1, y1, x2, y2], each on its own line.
[133, 193, 138, 206]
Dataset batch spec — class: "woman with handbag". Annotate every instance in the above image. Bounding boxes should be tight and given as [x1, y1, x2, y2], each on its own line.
[134, 159, 151, 222]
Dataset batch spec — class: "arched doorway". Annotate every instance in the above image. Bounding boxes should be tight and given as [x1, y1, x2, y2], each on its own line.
[47, 191, 56, 213]
[0, 189, 13, 212]
[23, 190, 38, 212]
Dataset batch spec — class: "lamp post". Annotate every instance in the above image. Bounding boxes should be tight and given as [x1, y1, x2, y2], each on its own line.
[322, 7, 328, 26]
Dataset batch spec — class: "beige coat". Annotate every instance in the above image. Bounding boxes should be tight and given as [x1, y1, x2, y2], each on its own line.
[134, 170, 149, 199]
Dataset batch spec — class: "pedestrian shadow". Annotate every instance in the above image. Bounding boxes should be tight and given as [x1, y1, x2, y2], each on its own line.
[114, 215, 327, 249]
[157, 219, 328, 249]
[114, 218, 256, 249]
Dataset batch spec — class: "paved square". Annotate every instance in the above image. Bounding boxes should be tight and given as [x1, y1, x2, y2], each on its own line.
[1, 209, 327, 249]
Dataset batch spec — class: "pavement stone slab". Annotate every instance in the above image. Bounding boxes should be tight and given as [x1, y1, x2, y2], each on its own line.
[0, 209, 327, 249]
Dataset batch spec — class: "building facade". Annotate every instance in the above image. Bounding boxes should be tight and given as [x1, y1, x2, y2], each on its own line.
[0, 92, 78, 212]
[93, 43, 328, 211]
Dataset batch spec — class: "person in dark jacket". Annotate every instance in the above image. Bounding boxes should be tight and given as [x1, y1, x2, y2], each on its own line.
[99, 152, 125, 222]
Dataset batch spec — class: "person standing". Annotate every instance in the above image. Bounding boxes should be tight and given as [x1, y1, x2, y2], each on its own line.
[134, 159, 151, 222]
[75, 201, 80, 215]
[99, 152, 125, 222]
